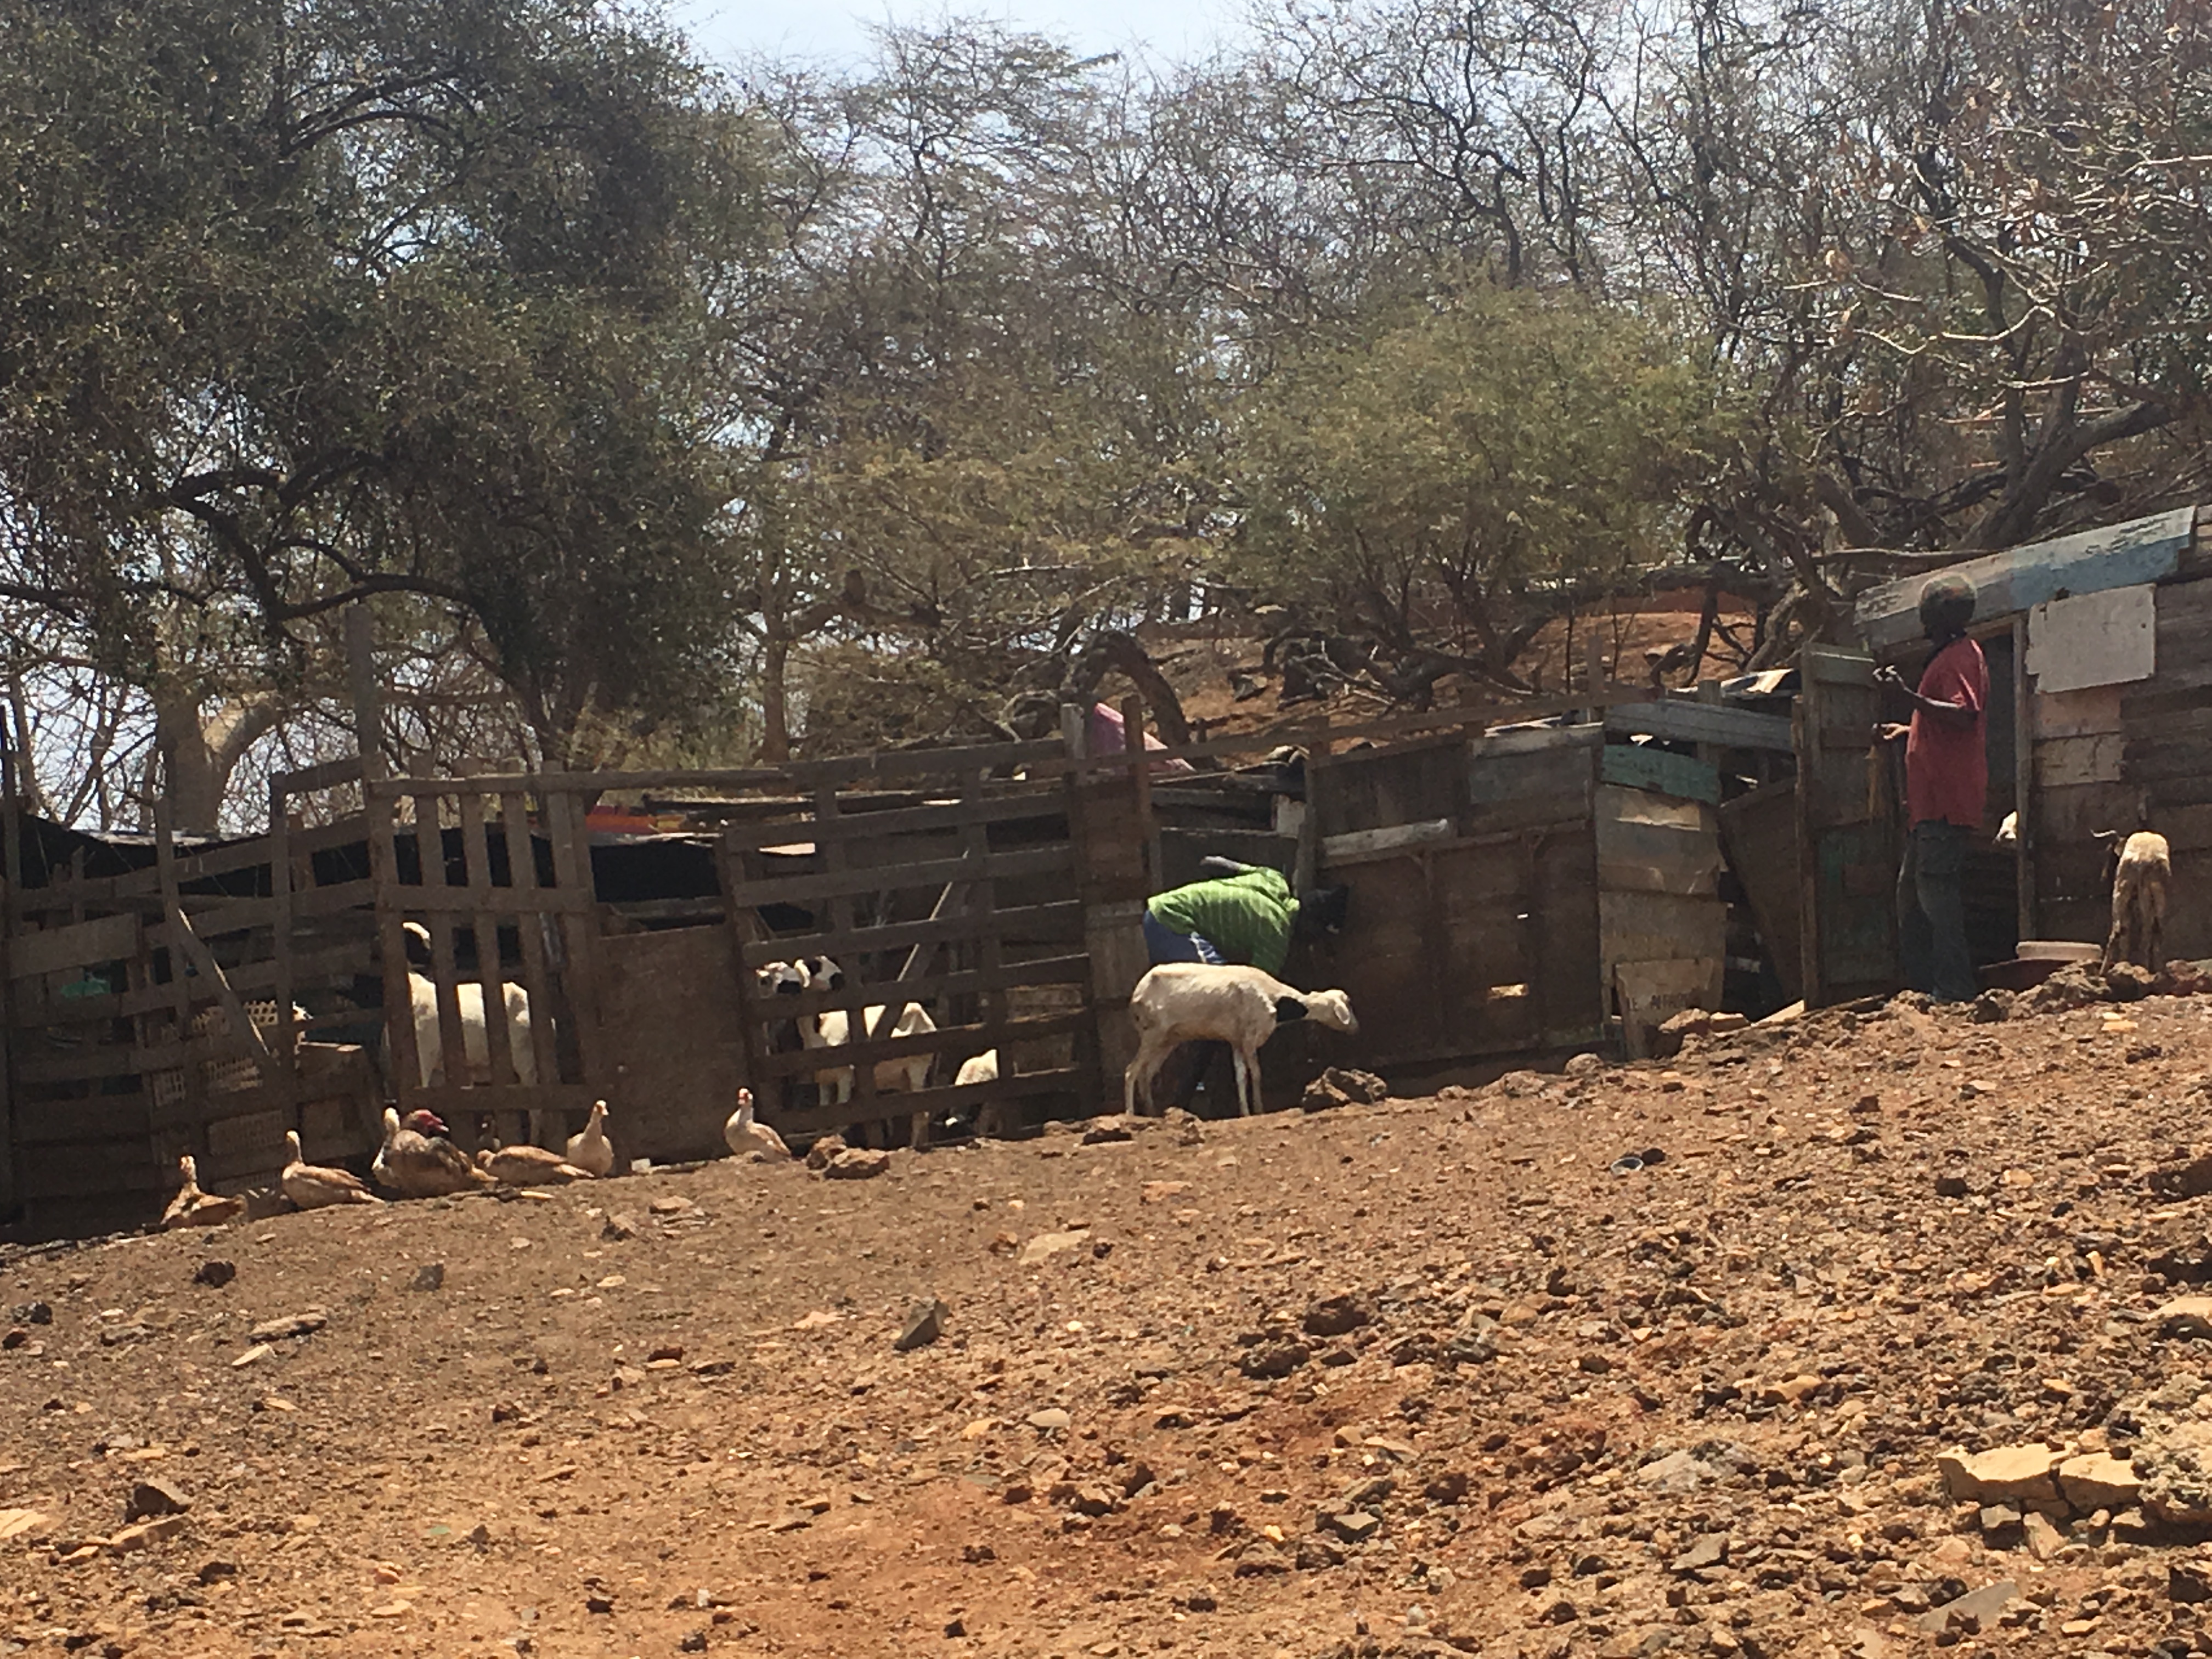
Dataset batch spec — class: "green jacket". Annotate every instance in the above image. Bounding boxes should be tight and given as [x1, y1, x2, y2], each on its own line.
[1147, 868, 1298, 977]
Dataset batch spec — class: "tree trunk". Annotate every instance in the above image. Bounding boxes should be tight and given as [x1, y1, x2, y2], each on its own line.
[153, 685, 285, 834]
[759, 634, 793, 763]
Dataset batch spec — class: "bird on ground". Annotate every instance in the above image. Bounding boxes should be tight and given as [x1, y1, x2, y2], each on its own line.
[565, 1099, 615, 1177]
[374, 1108, 494, 1198]
[476, 1143, 595, 1185]
[723, 1088, 789, 1159]
[161, 1155, 245, 1229]
[281, 1131, 382, 1209]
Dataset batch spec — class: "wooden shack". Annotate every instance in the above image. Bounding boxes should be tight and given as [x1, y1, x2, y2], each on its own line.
[1852, 504, 2212, 966]
[1297, 710, 1769, 1079]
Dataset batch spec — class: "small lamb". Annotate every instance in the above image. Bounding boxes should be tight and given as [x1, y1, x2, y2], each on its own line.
[1123, 963, 1357, 1118]
[2101, 829, 2171, 973]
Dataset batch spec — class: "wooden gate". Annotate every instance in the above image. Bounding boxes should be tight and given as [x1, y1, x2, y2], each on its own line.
[720, 784, 1100, 1145]
[364, 777, 602, 1151]
[1793, 644, 1899, 1005]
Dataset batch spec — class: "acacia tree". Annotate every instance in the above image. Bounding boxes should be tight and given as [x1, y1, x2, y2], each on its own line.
[1233, 280, 1732, 694]
[0, 0, 770, 791]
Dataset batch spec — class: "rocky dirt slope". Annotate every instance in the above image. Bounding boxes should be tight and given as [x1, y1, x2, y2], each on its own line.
[5, 980, 2212, 1659]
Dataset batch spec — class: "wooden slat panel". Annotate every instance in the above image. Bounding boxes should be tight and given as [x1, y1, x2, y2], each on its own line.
[752, 1009, 1091, 1081]
[459, 794, 520, 1090]
[723, 844, 1072, 908]
[721, 790, 1069, 852]
[740, 901, 1086, 969]
[753, 953, 1092, 1022]
[9, 913, 140, 980]
[503, 792, 563, 1089]
[1606, 700, 1795, 751]
[414, 806, 471, 1094]
[14, 1096, 153, 1146]
[12, 941, 373, 1026]
[544, 790, 606, 1093]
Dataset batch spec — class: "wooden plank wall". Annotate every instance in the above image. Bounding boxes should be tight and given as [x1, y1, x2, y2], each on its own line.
[720, 785, 1098, 1144]
[2125, 573, 2212, 957]
[4, 806, 384, 1236]
[1308, 726, 1602, 1074]
[1793, 646, 1898, 1004]
[365, 781, 600, 1152]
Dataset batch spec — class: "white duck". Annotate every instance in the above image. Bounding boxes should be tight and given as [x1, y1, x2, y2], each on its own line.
[723, 1088, 789, 1159]
[161, 1155, 245, 1229]
[281, 1131, 382, 1210]
[564, 1100, 615, 1177]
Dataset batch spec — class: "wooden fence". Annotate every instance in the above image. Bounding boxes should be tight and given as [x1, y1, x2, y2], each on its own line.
[0, 641, 1703, 1235]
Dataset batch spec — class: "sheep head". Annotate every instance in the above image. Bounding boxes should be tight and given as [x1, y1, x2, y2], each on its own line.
[1303, 989, 1357, 1034]
[757, 961, 807, 996]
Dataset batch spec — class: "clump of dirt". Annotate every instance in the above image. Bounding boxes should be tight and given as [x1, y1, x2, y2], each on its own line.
[2, 987, 2211, 1657]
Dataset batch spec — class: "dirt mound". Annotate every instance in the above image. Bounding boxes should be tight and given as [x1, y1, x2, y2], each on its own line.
[5, 989, 2212, 1656]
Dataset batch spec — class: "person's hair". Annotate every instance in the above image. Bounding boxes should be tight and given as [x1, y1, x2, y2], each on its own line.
[1295, 884, 1350, 936]
[1918, 574, 1976, 638]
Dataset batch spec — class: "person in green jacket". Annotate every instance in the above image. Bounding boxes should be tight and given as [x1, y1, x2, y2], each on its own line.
[1143, 860, 1346, 973]
[1141, 859, 1349, 1108]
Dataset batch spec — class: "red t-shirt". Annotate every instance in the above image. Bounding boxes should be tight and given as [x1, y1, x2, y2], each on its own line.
[1905, 636, 1989, 828]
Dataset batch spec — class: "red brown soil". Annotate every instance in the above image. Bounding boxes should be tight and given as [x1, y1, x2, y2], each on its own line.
[4, 985, 2212, 1658]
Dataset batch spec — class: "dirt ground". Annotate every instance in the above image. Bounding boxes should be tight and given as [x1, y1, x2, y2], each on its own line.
[10, 978, 2212, 1659]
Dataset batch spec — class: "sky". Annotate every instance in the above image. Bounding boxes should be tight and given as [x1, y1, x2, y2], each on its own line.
[664, 0, 1254, 71]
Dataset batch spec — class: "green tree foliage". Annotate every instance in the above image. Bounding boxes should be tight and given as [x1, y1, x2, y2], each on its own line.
[0, 0, 767, 769]
[1233, 284, 1729, 689]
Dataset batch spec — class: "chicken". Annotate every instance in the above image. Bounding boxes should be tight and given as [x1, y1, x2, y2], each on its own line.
[565, 1099, 615, 1177]
[373, 1108, 494, 1198]
[280, 1130, 382, 1210]
[161, 1155, 245, 1229]
[475, 1143, 595, 1185]
[723, 1088, 790, 1159]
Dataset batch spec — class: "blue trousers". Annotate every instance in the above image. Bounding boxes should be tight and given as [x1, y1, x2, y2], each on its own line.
[1142, 911, 1224, 966]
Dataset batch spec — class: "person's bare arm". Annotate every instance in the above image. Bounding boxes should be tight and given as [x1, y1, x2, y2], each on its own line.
[1874, 664, 1977, 730]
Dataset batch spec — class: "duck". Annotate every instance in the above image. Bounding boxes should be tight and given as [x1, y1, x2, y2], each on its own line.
[723, 1087, 790, 1159]
[280, 1131, 382, 1210]
[161, 1155, 245, 1229]
[476, 1143, 595, 1185]
[564, 1100, 616, 1177]
[374, 1109, 495, 1198]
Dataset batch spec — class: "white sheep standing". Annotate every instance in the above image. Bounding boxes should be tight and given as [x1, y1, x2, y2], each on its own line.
[781, 955, 936, 1104]
[2102, 829, 2171, 973]
[1123, 963, 1357, 1118]
[398, 920, 536, 1088]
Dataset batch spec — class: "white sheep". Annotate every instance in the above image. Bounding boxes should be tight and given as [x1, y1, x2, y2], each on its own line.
[2102, 830, 2171, 973]
[1122, 963, 1357, 1118]
[399, 920, 536, 1088]
[774, 955, 936, 1104]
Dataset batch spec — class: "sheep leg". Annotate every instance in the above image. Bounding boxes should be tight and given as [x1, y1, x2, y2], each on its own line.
[2104, 878, 2134, 970]
[1231, 1047, 1252, 1116]
[1124, 1035, 1167, 1116]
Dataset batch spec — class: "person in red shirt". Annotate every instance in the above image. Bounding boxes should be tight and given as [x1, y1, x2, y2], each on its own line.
[1875, 575, 1989, 1002]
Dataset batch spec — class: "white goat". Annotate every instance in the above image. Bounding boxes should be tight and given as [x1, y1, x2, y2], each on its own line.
[2101, 830, 2171, 973]
[399, 920, 536, 1088]
[1123, 963, 1357, 1118]
[769, 955, 936, 1104]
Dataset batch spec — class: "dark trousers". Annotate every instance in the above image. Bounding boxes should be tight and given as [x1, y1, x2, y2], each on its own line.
[1898, 820, 1976, 1002]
